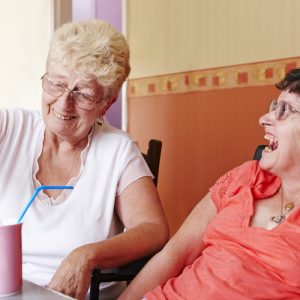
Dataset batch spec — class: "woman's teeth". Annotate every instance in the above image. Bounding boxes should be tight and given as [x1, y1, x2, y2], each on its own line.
[264, 136, 278, 152]
[53, 109, 74, 120]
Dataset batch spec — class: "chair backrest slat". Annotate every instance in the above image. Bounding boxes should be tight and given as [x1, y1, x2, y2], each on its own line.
[253, 145, 266, 161]
[142, 139, 162, 186]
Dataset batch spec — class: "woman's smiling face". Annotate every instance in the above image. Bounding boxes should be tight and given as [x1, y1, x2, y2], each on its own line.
[41, 68, 105, 142]
[259, 90, 300, 177]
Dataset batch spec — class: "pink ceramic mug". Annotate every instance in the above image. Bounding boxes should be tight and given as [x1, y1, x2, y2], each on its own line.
[0, 218, 22, 297]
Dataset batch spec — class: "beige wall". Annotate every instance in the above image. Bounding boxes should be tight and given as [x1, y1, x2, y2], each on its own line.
[0, 1, 53, 109]
[0, 0, 72, 110]
[127, 0, 300, 78]
[126, 0, 300, 233]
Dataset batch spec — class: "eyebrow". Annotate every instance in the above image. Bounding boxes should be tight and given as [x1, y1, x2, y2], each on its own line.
[48, 75, 96, 90]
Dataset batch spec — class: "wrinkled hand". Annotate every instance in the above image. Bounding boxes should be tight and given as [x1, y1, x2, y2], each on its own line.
[48, 245, 95, 300]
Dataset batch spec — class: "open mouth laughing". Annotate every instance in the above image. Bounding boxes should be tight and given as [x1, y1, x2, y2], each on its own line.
[264, 134, 278, 152]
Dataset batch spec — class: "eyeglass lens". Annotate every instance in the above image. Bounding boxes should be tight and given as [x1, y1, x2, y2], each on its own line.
[269, 100, 288, 120]
[42, 75, 99, 110]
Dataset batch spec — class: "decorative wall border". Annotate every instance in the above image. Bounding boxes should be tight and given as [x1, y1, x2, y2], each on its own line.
[127, 57, 300, 98]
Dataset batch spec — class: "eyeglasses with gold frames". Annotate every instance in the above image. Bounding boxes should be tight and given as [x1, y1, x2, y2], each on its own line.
[41, 73, 100, 110]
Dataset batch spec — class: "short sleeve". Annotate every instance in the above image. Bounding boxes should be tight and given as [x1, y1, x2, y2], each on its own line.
[209, 161, 259, 210]
[116, 141, 153, 195]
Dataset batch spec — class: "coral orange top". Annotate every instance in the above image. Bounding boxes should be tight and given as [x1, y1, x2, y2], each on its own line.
[145, 161, 300, 300]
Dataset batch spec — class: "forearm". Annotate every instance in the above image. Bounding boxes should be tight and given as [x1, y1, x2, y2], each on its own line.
[48, 222, 168, 300]
[82, 221, 169, 270]
[118, 246, 184, 300]
[119, 193, 217, 300]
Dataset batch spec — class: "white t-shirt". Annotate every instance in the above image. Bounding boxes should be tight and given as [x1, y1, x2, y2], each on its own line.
[0, 108, 152, 299]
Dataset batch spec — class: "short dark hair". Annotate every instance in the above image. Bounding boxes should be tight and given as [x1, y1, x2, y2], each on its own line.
[276, 68, 300, 94]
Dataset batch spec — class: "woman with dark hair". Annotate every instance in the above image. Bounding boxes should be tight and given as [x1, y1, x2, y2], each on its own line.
[120, 69, 300, 300]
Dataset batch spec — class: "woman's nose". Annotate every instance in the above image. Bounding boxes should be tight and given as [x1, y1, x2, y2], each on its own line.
[56, 91, 74, 108]
[259, 110, 273, 127]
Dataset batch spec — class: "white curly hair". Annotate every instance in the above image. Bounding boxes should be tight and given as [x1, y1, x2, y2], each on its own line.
[46, 19, 130, 109]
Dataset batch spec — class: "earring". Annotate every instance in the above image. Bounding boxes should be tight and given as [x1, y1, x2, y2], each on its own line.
[97, 117, 104, 126]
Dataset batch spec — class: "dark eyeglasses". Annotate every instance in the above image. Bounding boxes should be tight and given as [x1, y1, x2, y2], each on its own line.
[268, 99, 300, 120]
[41, 73, 100, 110]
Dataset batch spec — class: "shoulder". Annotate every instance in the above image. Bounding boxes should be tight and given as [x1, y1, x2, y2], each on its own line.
[209, 160, 279, 209]
[92, 121, 137, 149]
[95, 121, 132, 139]
[210, 161, 259, 195]
[90, 122, 143, 161]
[0, 108, 42, 141]
[0, 107, 41, 125]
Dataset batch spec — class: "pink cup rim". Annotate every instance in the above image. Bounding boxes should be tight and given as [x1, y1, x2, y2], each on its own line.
[0, 218, 21, 227]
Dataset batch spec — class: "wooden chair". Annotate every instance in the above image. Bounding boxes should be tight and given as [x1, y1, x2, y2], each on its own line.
[89, 139, 162, 300]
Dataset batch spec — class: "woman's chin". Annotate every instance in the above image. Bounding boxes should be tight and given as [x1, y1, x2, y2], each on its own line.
[47, 123, 75, 138]
[258, 149, 280, 173]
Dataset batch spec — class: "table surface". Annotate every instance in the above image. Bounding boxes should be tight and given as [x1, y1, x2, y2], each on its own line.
[0, 280, 75, 300]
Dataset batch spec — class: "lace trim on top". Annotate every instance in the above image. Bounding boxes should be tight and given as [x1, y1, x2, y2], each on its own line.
[32, 125, 95, 206]
[210, 172, 234, 201]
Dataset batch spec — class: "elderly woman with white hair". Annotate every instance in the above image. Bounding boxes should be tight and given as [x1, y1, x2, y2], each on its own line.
[0, 20, 169, 300]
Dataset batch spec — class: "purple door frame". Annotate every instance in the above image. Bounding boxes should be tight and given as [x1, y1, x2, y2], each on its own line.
[72, 0, 124, 129]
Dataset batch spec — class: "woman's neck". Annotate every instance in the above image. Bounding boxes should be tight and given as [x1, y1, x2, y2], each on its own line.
[43, 128, 91, 154]
[280, 179, 300, 205]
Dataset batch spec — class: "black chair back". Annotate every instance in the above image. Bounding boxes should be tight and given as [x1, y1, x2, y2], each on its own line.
[253, 145, 266, 160]
[142, 139, 162, 187]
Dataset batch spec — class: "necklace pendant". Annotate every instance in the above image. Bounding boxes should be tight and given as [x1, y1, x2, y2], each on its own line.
[271, 215, 285, 223]
[285, 202, 295, 211]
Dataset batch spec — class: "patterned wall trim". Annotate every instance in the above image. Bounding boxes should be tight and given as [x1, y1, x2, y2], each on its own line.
[127, 57, 300, 98]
